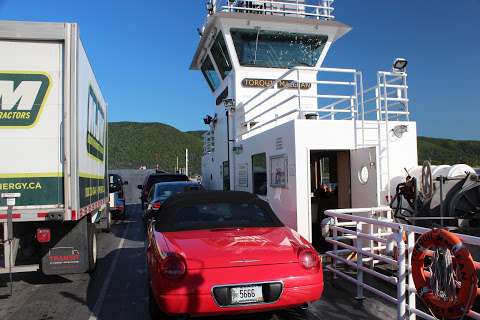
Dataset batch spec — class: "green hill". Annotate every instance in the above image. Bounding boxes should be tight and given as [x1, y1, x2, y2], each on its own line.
[108, 122, 204, 173]
[108, 122, 480, 173]
[418, 136, 480, 167]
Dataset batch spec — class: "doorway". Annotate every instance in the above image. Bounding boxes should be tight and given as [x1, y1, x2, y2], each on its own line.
[310, 150, 351, 251]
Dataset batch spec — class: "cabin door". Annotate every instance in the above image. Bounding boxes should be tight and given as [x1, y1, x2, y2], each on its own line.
[350, 147, 378, 208]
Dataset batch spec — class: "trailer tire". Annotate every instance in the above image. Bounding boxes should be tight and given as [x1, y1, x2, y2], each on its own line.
[88, 223, 97, 273]
[102, 210, 111, 233]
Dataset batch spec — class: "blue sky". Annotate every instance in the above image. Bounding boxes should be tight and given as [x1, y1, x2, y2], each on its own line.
[1, 0, 479, 140]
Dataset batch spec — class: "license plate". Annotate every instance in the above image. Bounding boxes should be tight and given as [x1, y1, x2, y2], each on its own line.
[231, 285, 264, 305]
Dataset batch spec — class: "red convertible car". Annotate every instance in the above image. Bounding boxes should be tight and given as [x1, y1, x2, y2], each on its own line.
[146, 191, 323, 319]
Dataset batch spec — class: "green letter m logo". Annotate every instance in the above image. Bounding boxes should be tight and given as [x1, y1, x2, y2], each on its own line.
[0, 72, 51, 128]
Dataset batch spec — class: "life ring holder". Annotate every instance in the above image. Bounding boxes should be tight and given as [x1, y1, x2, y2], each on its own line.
[412, 228, 479, 319]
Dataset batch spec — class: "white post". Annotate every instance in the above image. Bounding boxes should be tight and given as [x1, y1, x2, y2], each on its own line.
[356, 221, 364, 300]
[297, 69, 302, 119]
[396, 226, 407, 320]
[185, 149, 189, 177]
[382, 73, 392, 204]
[322, 0, 328, 18]
[407, 227, 416, 320]
[332, 217, 338, 279]
[176, 156, 179, 173]
[212, 0, 217, 14]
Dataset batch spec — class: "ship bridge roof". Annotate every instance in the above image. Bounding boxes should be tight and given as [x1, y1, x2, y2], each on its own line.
[190, 12, 351, 70]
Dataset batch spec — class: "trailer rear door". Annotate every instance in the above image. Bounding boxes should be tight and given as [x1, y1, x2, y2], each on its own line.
[0, 40, 64, 208]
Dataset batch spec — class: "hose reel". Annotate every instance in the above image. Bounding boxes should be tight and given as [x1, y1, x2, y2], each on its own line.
[421, 160, 434, 200]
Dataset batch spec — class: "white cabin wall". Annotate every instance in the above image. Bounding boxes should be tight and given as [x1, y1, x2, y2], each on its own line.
[232, 121, 298, 229]
[233, 68, 318, 140]
[376, 121, 418, 202]
[294, 120, 356, 240]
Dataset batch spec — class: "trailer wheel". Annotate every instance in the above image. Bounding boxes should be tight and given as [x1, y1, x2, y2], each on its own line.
[88, 223, 97, 272]
[102, 210, 111, 233]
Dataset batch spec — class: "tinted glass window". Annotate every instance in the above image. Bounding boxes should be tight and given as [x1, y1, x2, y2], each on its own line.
[161, 202, 282, 231]
[109, 175, 121, 185]
[155, 184, 202, 201]
[211, 33, 232, 79]
[252, 153, 267, 196]
[231, 28, 328, 68]
[147, 175, 189, 189]
[109, 175, 122, 192]
[201, 55, 221, 91]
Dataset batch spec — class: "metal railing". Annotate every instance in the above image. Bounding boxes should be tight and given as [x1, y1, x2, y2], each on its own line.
[212, 0, 335, 20]
[236, 67, 361, 138]
[325, 207, 480, 320]
[235, 66, 409, 139]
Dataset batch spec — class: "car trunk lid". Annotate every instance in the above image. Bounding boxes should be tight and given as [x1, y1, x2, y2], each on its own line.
[160, 227, 302, 270]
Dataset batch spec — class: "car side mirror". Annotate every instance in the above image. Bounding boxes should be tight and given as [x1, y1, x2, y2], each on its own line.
[137, 185, 143, 190]
[124, 181, 129, 185]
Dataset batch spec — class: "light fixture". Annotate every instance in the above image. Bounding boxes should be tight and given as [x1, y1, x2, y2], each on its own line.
[392, 124, 408, 138]
[223, 98, 236, 111]
[393, 58, 408, 73]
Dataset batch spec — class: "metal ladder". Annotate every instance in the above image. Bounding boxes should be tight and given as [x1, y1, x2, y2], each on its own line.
[355, 71, 410, 204]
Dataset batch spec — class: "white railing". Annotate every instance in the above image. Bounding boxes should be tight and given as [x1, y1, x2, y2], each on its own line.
[212, 0, 335, 20]
[325, 208, 480, 320]
[235, 66, 409, 140]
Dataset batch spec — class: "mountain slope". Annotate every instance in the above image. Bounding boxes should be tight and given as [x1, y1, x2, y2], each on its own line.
[418, 136, 480, 167]
[108, 122, 480, 173]
[108, 122, 203, 173]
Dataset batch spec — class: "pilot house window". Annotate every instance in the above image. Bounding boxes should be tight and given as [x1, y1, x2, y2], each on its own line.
[211, 33, 232, 79]
[201, 55, 221, 91]
[231, 28, 328, 69]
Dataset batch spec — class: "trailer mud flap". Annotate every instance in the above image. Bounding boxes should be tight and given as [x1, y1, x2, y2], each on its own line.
[41, 218, 89, 275]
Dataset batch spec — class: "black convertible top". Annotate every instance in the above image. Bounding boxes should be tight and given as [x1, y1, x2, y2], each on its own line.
[161, 191, 260, 207]
[155, 191, 283, 231]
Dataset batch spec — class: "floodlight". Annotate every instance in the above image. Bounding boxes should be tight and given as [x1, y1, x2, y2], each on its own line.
[392, 125, 408, 138]
[393, 58, 408, 72]
[203, 115, 213, 125]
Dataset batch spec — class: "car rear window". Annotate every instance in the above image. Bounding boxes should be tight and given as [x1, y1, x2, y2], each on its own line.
[148, 175, 188, 186]
[155, 184, 203, 201]
[155, 201, 283, 232]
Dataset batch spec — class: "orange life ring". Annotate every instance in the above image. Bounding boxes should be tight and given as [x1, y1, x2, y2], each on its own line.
[412, 229, 479, 319]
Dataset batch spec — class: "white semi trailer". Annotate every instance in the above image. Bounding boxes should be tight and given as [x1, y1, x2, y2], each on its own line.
[0, 21, 109, 275]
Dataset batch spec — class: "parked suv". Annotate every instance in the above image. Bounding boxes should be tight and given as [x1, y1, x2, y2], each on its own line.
[138, 173, 189, 208]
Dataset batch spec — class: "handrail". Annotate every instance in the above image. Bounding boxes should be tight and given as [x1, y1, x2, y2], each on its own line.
[324, 207, 480, 320]
[216, 0, 335, 20]
[240, 68, 296, 112]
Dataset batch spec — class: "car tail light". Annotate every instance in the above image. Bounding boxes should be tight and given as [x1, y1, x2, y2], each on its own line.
[152, 202, 161, 210]
[36, 228, 51, 243]
[298, 249, 319, 270]
[160, 254, 187, 279]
